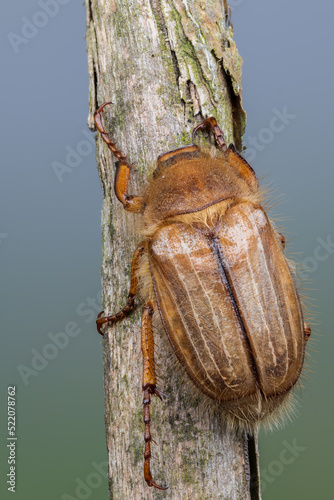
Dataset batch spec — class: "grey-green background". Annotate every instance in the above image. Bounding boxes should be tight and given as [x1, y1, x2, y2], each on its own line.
[1, 1, 333, 499]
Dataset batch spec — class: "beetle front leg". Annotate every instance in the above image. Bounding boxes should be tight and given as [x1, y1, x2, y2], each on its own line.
[94, 102, 142, 213]
[141, 301, 168, 491]
[96, 242, 146, 335]
[192, 116, 227, 151]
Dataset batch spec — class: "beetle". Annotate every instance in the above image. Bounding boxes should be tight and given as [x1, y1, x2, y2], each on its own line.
[94, 102, 311, 490]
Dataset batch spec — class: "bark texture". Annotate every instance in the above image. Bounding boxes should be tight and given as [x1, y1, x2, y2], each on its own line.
[86, 1, 261, 498]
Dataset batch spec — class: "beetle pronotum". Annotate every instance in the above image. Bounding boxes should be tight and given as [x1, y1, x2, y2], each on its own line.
[94, 103, 310, 490]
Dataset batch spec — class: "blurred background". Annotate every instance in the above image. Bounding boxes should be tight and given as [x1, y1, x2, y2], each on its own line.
[1, 1, 333, 498]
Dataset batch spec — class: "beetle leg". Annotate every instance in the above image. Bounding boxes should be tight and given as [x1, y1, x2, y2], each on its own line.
[141, 301, 168, 491]
[304, 322, 311, 342]
[192, 116, 227, 151]
[193, 117, 259, 191]
[94, 102, 142, 213]
[278, 233, 286, 249]
[96, 242, 146, 335]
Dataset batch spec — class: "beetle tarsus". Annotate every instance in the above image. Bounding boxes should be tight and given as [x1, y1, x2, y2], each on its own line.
[94, 102, 127, 162]
[96, 242, 147, 335]
[141, 303, 168, 489]
[94, 102, 143, 212]
[192, 116, 227, 151]
[96, 295, 135, 335]
[143, 386, 168, 491]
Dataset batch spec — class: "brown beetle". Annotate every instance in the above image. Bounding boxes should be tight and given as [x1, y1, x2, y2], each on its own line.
[94, 103, 310, 490]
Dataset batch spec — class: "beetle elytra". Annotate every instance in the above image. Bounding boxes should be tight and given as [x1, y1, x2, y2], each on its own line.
[94, 103, 310, 490]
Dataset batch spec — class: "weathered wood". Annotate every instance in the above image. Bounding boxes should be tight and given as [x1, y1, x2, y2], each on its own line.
[86, 0, 261, 498]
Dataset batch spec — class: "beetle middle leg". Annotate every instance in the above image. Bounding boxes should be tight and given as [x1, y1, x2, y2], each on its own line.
[96, 242, 146, 335]
[141, 301, 168, 490]
[278, 233, 286, 249]
[304, 322, 311, 342]
[94, 102, 142, 213]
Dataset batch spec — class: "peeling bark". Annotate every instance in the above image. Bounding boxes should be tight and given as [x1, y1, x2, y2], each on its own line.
[86, 1, 260, 498]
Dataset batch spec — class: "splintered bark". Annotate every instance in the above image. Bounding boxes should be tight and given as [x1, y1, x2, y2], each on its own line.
[86, 0, 261, 498]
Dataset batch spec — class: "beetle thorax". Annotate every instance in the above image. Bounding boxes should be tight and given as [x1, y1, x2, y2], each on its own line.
[142, 148, 255, 230]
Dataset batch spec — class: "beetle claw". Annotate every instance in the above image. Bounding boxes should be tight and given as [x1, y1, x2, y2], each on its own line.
[96, 311, 106, 336]
[192, 121, 206, 143]
[146, 479, 169, 490]
[96, 295, 137, 337]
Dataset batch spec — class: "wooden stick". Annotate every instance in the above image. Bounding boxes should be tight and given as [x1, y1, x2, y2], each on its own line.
[86, 0, 261, 497]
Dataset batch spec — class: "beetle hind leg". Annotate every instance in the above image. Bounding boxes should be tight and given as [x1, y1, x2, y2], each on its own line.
[96, 242, 146, 335]
[141, 301, 168, 490]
